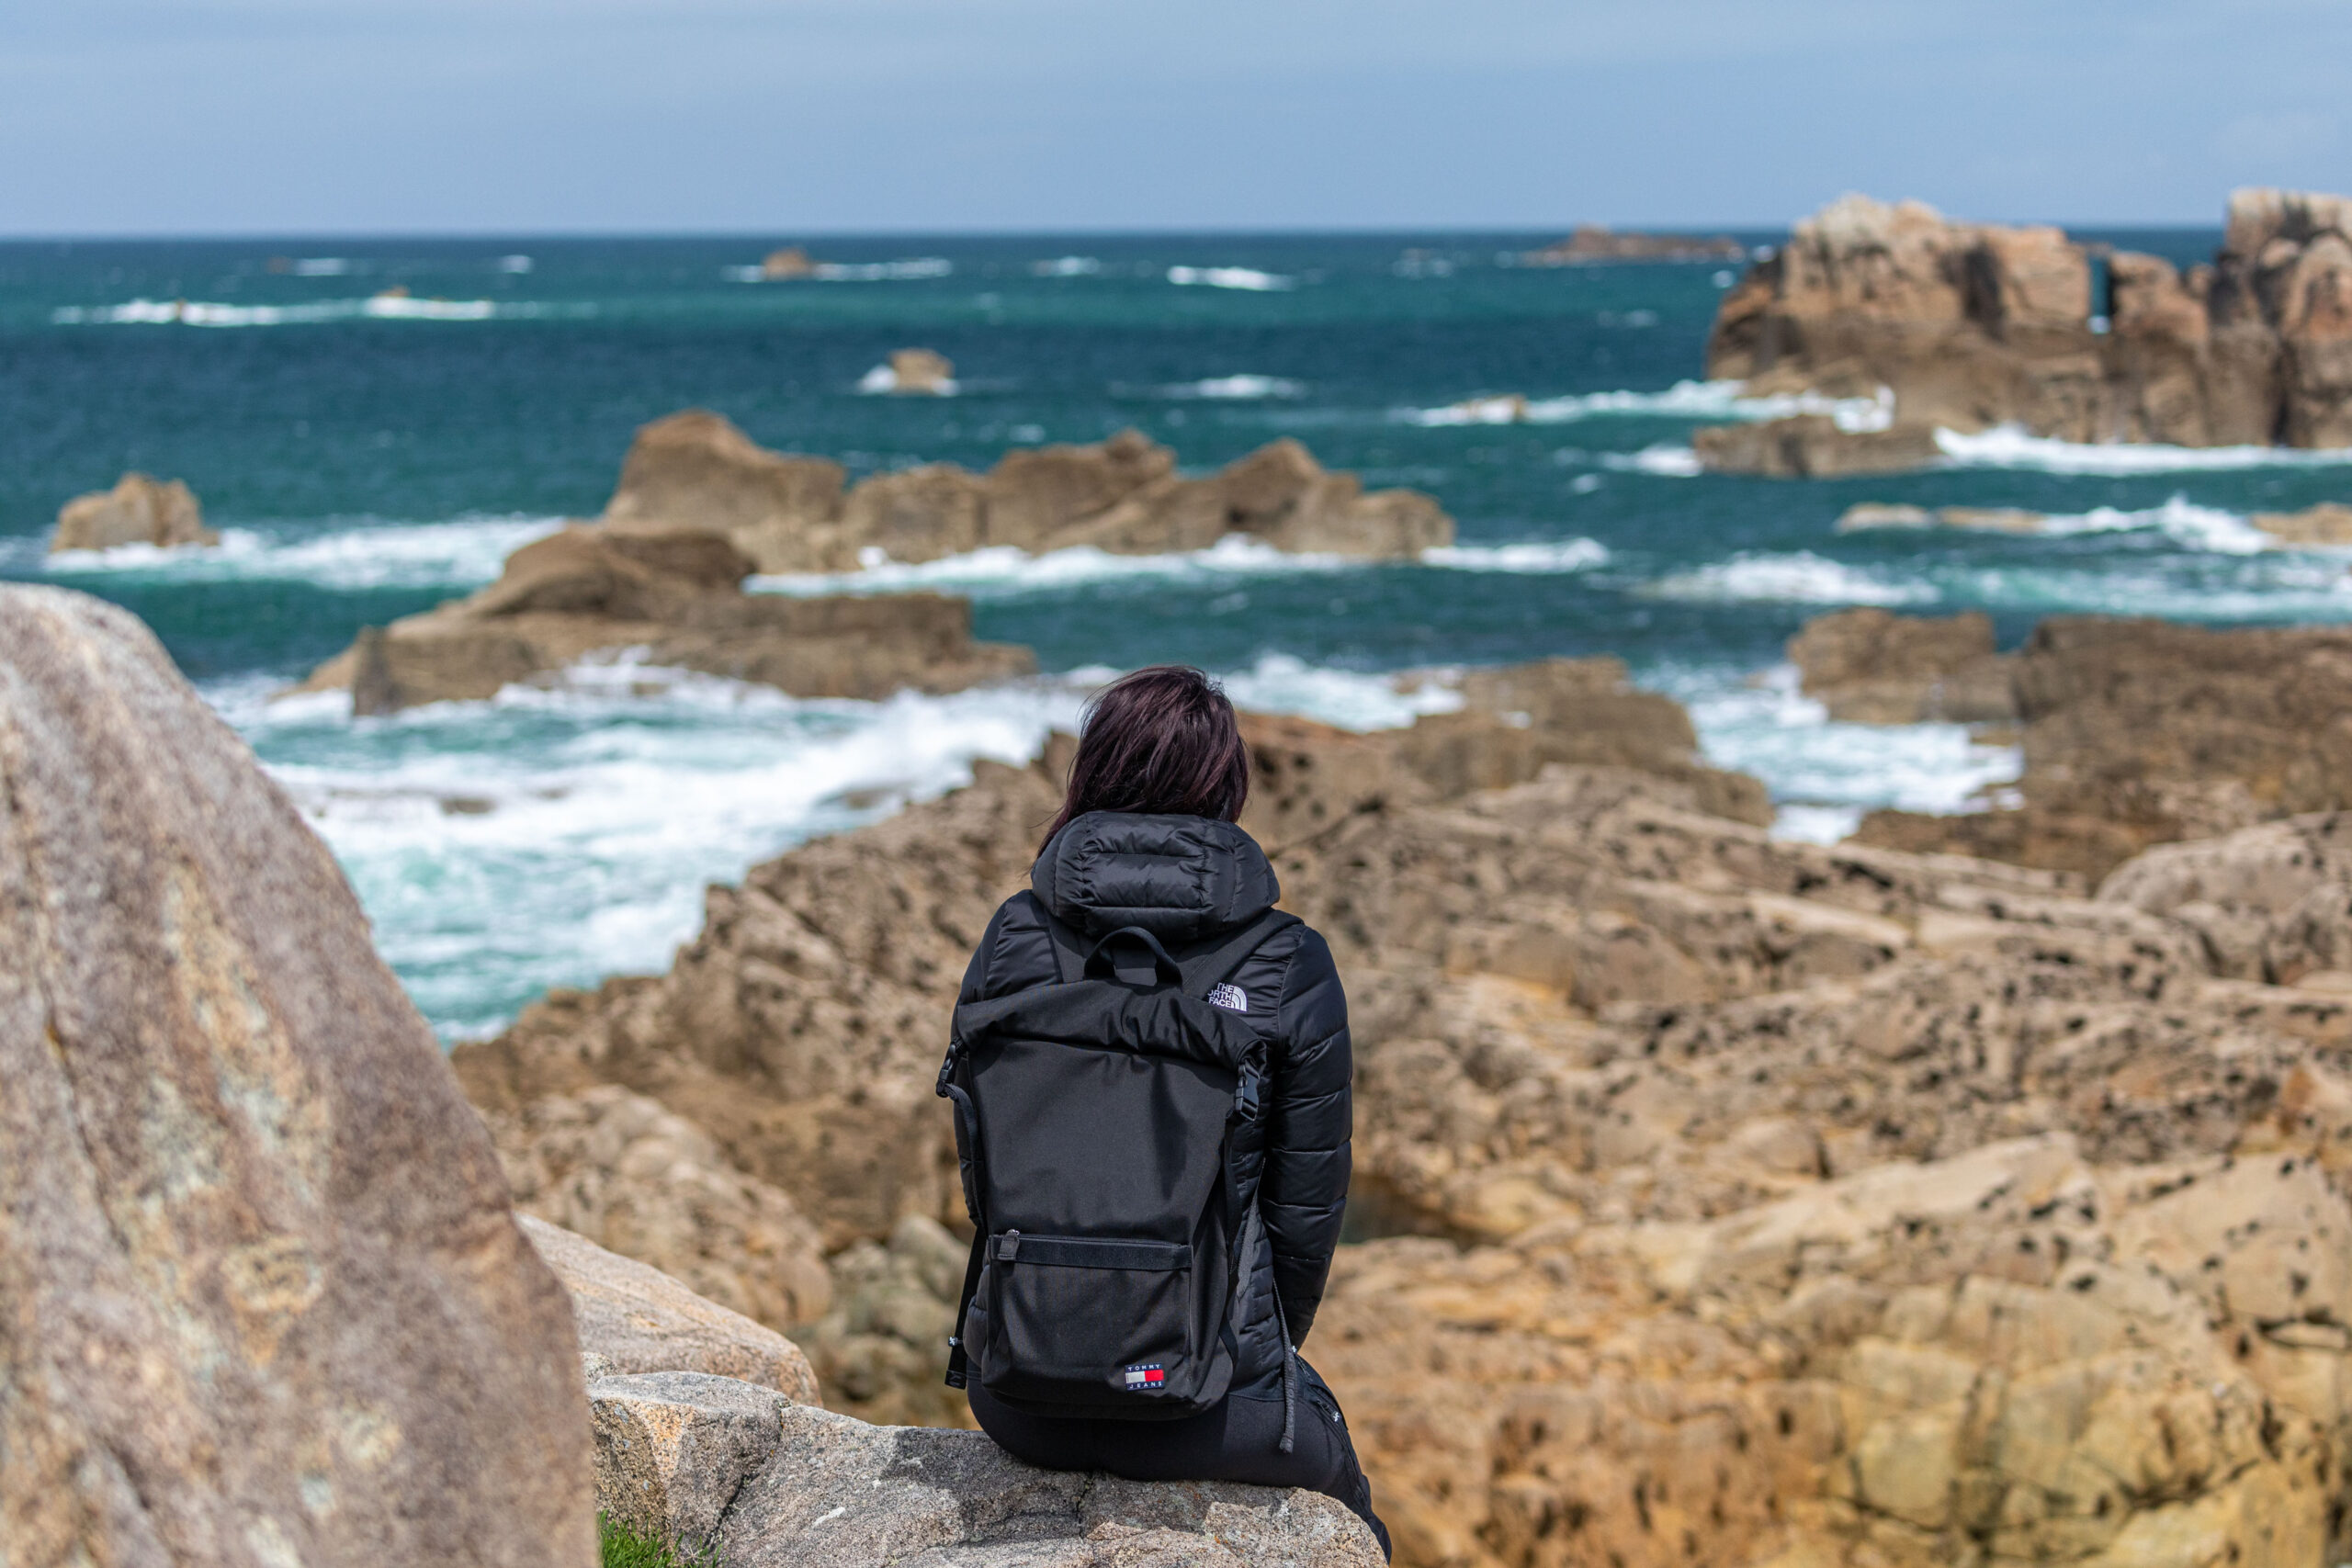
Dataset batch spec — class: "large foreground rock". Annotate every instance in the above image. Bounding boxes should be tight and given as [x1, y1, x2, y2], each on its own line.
[49, 471, 218, 551]
[1854, 615, 2352, 878]
[602, 412, 1453, 572]
[1707, 187, 2352, 448]
[291, 522, 1033, 712]
[591, 1373, 1383, 1567]
[0, 585, 592, 1566]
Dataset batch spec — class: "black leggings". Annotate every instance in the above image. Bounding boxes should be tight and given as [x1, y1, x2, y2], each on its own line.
[967, 1358, 1391, 1560]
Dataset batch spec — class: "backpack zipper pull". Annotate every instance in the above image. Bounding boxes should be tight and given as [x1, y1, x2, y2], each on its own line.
[999, 1229, 1021, 1264]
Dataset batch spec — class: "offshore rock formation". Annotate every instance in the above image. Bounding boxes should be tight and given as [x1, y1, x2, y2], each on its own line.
[1690, 414, 1941, 477]
[48, 470, 217, 551]
[1520, 226, 1747, 265]
[1836, 502, 2052, 535]
[590, 1374, 1384, 1566]
[1787, 607, 2017, 724]
[601, 411, 1454, 573]
[291, 522, 1032, 713]
[2252, 500, 2352, 545]
[1855, 615, 2352, 880]
[1707, 188, 2352, 448]
[0, 585, 592, 1566]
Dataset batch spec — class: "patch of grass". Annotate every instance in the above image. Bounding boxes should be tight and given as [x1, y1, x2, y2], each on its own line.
[598, 1515, 718, 1568]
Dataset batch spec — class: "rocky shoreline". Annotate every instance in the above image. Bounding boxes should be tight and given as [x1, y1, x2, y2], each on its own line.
[448, 607, 2352, 1568]
[19, 571, 2352, 1567]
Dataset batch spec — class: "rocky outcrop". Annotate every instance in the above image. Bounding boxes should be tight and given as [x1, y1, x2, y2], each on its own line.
[451, 660, 1767, 1246]
[0, 585, 592, 1565]
[2252, 501, 2352, 545]
[290, 522, 1033, 712]
[1521, 226, 1747, 265]
[1855, 615, 2352, 879]
[1707, 188, 2352, 448]
[523, 1210, 821, 1400]
[491, 1086, 834, 1335]
[1788, 607, 2017, 724]
[591, 1374, 1384, 1566]
[452, 610, 2352, 1562]
[865, 347, 956, 394]
[1836, 502, 2050, 535]
[797, 1214, 974, 1428]
[48, 470, 217, 551]
[1691, 414, 1941, 477]
[601, 412, 1453, 573]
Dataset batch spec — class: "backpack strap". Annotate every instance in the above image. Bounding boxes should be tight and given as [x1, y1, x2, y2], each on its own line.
[1178, 907, 1301, 1000]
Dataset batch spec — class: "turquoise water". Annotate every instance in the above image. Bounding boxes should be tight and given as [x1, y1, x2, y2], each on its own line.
[6, 230, 2348, 1035]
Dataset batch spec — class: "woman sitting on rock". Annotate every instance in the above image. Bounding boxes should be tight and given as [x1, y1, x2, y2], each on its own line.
[938, 664, 1388, 1557]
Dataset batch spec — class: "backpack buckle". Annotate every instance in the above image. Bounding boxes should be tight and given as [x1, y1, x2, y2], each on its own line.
[995, 1228, 1022, 1263]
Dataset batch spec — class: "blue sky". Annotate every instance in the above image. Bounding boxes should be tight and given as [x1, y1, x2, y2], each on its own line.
[5, 0, 2348, 234]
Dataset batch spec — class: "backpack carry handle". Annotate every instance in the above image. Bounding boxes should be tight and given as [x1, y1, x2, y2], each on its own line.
[1083, 925, 1183, 986]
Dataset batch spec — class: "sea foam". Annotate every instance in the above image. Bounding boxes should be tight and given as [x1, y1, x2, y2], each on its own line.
[1643, 551, 1938, 607]
[210, 650, 1490, 1038]
[38, 515, 563, 591]
[1936, 425, 2352, 474]
[1167, 265, 1295, 292]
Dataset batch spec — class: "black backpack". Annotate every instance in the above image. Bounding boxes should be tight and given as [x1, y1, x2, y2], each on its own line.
[936, 892, 1297, 1420]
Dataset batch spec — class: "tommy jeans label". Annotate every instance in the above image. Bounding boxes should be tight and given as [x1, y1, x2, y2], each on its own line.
[1207, 984, 1247, 1013]
[1123, 1364, 1167, 1391]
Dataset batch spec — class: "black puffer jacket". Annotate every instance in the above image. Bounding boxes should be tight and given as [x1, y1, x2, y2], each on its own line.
[957, 810, 1352, 1389]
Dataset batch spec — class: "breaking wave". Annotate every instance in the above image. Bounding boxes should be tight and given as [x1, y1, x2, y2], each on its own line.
[1643, 551, 1939, 607]
[1401, 379, 1893, 431]
[51, 296, 576, 327]
[1167, 265, 1295, 291]
[33, 515, 563, 591]
[1936, 425, 2352, 474]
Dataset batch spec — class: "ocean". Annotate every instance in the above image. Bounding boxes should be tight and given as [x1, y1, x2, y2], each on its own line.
[6, 230, 2349, 1038]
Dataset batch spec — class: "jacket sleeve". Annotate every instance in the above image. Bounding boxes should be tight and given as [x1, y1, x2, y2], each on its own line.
[1263, 926, 1352, 1347]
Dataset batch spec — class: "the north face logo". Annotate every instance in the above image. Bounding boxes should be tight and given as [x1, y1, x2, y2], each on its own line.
[1207, 984, 1247, 1012]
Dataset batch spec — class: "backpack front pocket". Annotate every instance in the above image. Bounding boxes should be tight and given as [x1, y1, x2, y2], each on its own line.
[979, 1232, 1198, 1407]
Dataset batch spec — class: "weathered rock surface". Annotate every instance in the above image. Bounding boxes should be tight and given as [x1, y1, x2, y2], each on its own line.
[0, 584, 592, 1566]
[797, 1213, 974, 1428]
[600, 412, 1453, 573]
[48, 470, 218, 551]
[868, 347, 956, 394]
[524, 1213, 820, 1400]
[1836, 502, 2051, 535]
[1855, 615, 2352, 879]
[1708, 187, 2352, 448]
[458, 613, 2352, 1564]
[290, 522, 1032, 712]
[492, 1086, 834, 1334]
[1520, 226, 1747, 265]
[1691, 414, 1942, 477]
[2251, 500, 2352, 545]
[592, 1376, 1384, 1566]
[452, 659, 1767, 1247]
[1788, 607, 2017, 723]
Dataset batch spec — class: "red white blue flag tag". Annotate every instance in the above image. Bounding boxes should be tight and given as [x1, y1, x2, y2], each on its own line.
[1123, 1364, 1166, 1391]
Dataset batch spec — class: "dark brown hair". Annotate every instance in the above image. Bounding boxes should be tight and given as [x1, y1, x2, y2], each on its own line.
[1041, 665, 1250, 850]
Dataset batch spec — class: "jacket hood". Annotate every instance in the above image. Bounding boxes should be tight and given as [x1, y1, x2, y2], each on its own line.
[1031, 811, 1280, 942]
